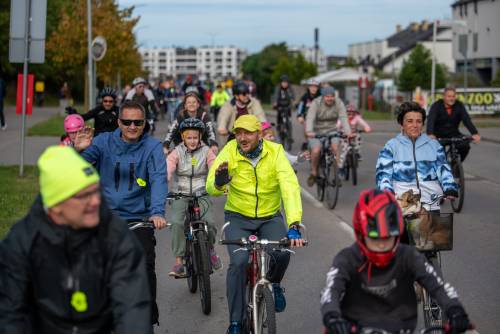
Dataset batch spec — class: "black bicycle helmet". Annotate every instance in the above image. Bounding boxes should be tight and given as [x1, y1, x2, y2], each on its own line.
[179, 117, 205, 133]
[396, 101, 426, 125]
[232, 81, 250, 96]
[99, 86, 117, 99]
[280, 74, 289, 82]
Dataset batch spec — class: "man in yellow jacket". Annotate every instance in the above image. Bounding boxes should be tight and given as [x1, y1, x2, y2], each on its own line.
[206, 114, 304, 334]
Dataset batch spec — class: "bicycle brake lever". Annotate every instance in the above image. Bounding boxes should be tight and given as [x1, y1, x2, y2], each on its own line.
[233, 248, 249, 253]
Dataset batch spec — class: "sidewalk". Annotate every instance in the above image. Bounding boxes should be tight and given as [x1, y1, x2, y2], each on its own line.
[0, 106, 64, 166]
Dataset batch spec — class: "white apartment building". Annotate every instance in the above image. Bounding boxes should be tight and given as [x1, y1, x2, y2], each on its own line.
[139, 46, 247, 80]
[289, 46, 328, 73]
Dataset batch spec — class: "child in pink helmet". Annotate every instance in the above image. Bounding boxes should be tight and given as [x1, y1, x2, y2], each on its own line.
[60, 114, 85, 147]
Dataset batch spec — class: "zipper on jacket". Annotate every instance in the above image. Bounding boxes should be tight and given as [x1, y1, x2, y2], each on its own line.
[412, 140, 421, 192]
[114, 162, 120, 191]
[253, 166, 259, 218]
[129, 163, 135, 190]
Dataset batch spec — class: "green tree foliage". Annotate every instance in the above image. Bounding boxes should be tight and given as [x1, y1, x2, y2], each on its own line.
[398, 44, 446, 92]
[491, 70, 500, 87]
[242, 43, 317, 102]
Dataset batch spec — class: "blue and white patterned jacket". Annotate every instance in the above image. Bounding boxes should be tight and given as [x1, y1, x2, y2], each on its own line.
[376, 133, 457, 210]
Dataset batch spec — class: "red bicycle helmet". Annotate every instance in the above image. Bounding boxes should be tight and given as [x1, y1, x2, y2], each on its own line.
[353, 189, 404, 269]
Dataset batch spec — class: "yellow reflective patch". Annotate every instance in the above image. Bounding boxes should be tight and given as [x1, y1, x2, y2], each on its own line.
[71, 290, 88, 312]
[191, 157, 197, 166]
[137, 178, 147, 187]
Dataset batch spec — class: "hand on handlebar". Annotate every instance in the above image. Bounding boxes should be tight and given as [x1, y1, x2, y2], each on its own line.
[149, 215, 167, 230]
[447, 306, 471, 334]
[444, 189, 459, 200]
[471, 134, 481, 144]
[324, 312, 352, 334]
[287, 222, 306, 247]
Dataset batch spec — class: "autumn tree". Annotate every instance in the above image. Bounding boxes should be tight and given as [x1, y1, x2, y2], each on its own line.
[47, 0, 143, 87]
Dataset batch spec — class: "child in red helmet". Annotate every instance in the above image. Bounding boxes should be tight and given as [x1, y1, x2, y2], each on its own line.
[60, 114, 85, 147]
[320, 189, 471, 334]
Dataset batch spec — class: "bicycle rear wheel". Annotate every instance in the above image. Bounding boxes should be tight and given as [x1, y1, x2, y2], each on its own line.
[325, 162, 340, 209]
[186, 239, 197, 293]
[450, 159, 465, 213]
[195, 231, 212, 315]
[255, 285, 276, 334]
[350, 150, 358, 186]
[422, 254, 445, 329]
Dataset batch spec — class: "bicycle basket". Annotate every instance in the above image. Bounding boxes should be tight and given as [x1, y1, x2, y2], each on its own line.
[405, 212, 453, 251]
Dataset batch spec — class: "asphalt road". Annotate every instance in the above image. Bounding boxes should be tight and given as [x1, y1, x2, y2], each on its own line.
[151, 114, 498, 334]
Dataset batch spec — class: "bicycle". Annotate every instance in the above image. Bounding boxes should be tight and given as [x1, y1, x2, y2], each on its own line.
[402, 195, 454, 329]
[438, 137, 472, 213]
[315, 132, 342, 209]
[167, 191, 213, 315]
[276, 106, 293, 151]
[341, 131, 364, 186]
[220, 223, 307, 334]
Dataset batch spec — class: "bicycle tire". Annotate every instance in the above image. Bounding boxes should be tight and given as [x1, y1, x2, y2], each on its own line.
[244, 284, 254, 333]
[450, 159, 465, 213]
[186, 239, 198, 293]
[316, 155, 326, 201]
[422, 255, 445, 329]
[255, 285, 276, 334]
[344, 151, 351, 181]
[351, 150, 358, 186]
[325, 161, 340, 209]
[195, 231, 212, 315]
[286, 117, 293, 151]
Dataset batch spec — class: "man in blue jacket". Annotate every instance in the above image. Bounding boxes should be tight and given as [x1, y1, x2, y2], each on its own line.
[75, 100, 167, 326]
[375, 101, 458, 212]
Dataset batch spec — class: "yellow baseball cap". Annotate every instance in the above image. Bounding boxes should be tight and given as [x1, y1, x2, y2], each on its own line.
[38, 146, 100, 208]
[232, 114, 262, 132]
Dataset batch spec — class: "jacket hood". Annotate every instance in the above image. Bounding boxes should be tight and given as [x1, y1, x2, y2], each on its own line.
[111, 128, 149, 155]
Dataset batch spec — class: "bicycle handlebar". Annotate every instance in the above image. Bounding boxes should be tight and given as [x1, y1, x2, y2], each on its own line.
[437, 136, 473, 145]
[166, 191, 208, 200]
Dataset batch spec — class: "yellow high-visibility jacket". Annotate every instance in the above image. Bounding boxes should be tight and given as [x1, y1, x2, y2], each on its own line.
[206, 139, 302, 226]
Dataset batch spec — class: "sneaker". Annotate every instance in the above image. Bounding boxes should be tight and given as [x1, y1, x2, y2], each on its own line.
[307, 174, 317, 187]
[210, 248, 223, 270]
[356, 152, 363, 161]
[168, 264, 186, 278]
[272, 283, 286, 313]
[301, 142, 309, 151]
[226, 321, 242, 334]
[338, 167, 345, 179]
[1, 124, 6, 131]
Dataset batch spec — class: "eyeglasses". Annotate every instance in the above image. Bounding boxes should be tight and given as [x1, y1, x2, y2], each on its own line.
[71, 187, 100, 203]
[120, 119, 145, 126]
[103, 99, 114, 104]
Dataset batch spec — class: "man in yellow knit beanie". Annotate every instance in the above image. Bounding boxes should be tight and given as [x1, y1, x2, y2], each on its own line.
[0, 146, 153, 333]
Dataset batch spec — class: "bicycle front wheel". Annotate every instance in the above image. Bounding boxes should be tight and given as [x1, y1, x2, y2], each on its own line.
[285, 117, 293, 151]
[325, 162, 340, 209]
[450, 159, 465, 213]
[316, 155, 326, 201]
[422, 254, 445, 329]
[195, 231, 212, 315]
[186, 239, 197, 293]
[350, 150, 358, 186]
[255, 285, 276, 334]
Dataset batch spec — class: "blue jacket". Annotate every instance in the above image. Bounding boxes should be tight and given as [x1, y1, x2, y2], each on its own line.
[82, 128, 167, 221]
[375, 133, 457, 210]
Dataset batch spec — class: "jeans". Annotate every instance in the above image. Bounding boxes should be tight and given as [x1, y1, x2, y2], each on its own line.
[133, 228, 159, 325]
[224, 211, 290, 322]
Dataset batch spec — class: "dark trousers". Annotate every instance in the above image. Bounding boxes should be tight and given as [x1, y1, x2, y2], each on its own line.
[224, 211, 291, 322]
[133, 228, 159, 325]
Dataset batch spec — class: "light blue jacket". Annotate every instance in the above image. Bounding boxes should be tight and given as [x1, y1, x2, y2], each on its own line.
[82, 128, 167, 221]
[376, 133, 457, 210]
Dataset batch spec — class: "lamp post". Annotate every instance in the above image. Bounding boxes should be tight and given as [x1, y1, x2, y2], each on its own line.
[87, 0, 93, 109]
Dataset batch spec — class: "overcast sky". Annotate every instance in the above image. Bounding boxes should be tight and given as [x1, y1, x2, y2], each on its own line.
[118, 0, 454, 55]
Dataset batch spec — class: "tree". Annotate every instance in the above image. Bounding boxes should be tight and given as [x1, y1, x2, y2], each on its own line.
[47, 0, 143, 87]
[491, 70, 500, 87]
[397, 44, 446, 92]
[242, 43, 317, 102]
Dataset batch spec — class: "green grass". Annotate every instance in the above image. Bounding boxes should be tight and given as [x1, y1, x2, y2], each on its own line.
[0, 166, 39, 238]
[474, 122, 500, 128]
[28, 114, 66, 136]
[360, 110, 394, 120]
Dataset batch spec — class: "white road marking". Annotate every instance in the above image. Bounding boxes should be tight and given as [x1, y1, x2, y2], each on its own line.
[300, 187, 323, 208]
[338, 221, 355, 240]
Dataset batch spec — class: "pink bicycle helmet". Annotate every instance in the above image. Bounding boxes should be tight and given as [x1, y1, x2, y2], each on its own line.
[64, 114, 84, 133]
[261, 121, 273, 131]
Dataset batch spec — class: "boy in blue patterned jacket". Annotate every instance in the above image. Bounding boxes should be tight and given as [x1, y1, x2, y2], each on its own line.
[375, 101, 458, 211]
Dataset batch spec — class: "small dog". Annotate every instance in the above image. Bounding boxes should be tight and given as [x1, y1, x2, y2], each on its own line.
[397, 190, 450, 250]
